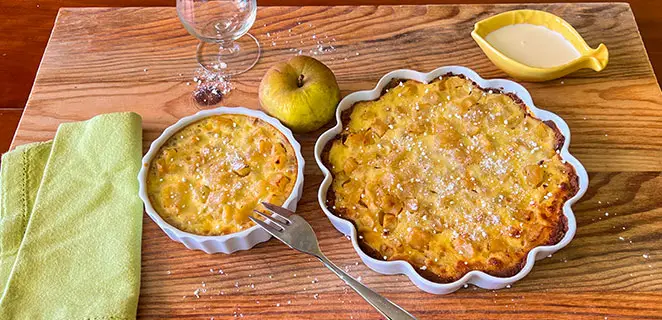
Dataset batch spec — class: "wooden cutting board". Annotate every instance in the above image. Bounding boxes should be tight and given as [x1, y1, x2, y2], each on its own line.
[12, 4, 662, 319]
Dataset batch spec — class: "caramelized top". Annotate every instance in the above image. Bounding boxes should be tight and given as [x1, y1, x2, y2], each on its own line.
[324, 76, 577, 281]
[147, 114, 298, 236]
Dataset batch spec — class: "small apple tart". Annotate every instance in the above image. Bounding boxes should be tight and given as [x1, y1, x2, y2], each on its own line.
[146, 114, 298, 236]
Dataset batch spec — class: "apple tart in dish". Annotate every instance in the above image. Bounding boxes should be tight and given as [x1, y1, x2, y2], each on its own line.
[139, 107, 304, 253]
[146, 114, 298, 236]
[316, 67, 587, 292]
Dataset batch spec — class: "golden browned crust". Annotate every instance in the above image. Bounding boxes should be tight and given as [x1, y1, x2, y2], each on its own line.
[321, 73, 579, 283]
[147, 114, 299, 236]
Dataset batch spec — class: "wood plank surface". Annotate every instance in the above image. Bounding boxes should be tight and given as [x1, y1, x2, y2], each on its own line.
[1, 0, 661, 110]
[2, 0, 662, 155]
[2, 0, 662, 156]
[10, 4, 662, 319]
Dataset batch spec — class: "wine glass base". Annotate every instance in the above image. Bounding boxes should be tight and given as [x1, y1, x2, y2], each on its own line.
[196, 33, 261, 76]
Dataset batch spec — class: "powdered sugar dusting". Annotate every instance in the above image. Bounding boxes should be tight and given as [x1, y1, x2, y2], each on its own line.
[260, 20, 349, 63]
[191, 67, 233, 106]
[326, 76, 577, 276]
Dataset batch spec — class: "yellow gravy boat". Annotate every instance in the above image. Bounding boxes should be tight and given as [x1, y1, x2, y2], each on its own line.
[471, 9, 608, 82]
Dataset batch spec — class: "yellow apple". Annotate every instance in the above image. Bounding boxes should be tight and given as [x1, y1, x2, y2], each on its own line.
[258, 55, 341, 133]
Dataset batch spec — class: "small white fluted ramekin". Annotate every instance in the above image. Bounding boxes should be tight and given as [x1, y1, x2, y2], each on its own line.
[138, 107, 305, 254]
[314, 66, 588, 294]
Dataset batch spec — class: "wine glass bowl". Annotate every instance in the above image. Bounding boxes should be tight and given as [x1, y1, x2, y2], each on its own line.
[177, 0, 260, 75]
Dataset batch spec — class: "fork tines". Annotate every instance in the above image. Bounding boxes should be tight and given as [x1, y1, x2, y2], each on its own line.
[261, 202, 294, 218]
[249, 203, 293, 232]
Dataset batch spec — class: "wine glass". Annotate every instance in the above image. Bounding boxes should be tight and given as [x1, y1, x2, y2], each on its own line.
[177, 0, 260, 76]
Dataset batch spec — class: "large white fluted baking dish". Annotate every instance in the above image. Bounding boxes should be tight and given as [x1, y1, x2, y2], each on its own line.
[314, 66, 588, 294]
[138, 107, 305, 254]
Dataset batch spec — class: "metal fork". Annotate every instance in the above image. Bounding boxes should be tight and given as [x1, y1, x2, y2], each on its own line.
[249, 202, 417, 320]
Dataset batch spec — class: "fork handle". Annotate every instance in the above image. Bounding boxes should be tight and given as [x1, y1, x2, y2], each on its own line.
[316, 254, 417, 320]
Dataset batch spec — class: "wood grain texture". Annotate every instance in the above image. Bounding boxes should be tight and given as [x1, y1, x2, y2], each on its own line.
[2, 0, 662, 153]
[10, 4, 662, 319]
[1, 0, 661, 112]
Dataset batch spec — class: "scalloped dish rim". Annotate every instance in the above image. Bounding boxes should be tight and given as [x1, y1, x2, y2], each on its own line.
[138, 107, 305, 254]
[314, 66, 588, 294]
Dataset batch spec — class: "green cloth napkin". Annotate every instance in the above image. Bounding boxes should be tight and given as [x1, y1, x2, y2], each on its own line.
[0, 112, 143, 319]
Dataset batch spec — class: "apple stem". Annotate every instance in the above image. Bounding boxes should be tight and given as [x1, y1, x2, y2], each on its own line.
[297, 74, 305, 88]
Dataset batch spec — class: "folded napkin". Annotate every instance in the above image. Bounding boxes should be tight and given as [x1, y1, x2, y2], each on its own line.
[0, 112, 143, 319]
